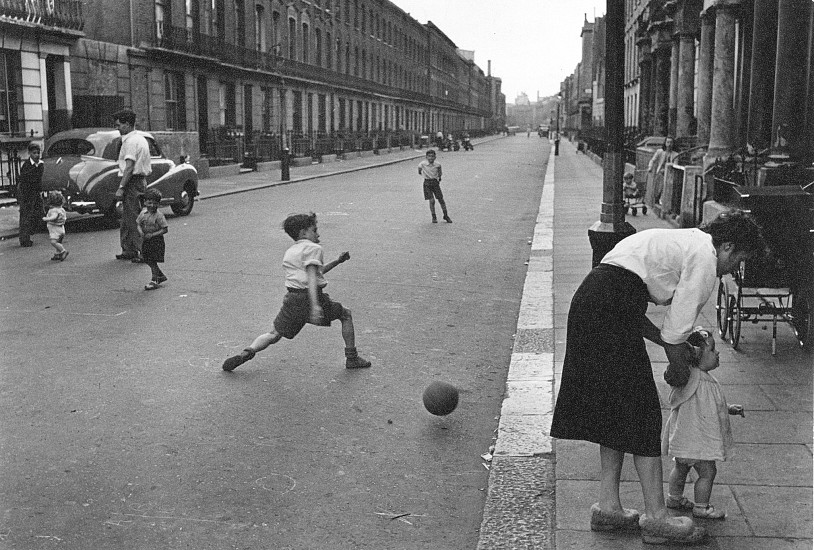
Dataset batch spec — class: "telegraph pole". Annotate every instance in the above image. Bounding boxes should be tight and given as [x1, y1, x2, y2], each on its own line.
[588, 0, 635, 266]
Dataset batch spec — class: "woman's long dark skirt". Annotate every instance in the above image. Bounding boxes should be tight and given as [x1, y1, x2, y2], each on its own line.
[549, 264, 662, 457]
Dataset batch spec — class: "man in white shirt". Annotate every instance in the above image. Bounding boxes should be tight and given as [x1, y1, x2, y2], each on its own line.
[113, 109, 152, 262]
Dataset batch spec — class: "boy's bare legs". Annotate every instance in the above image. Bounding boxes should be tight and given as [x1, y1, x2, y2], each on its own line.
[222, 330, 282, 371]
[428, 197, 438, 222]
[340, 308, 371, 369]
[438, 198, 451, 222]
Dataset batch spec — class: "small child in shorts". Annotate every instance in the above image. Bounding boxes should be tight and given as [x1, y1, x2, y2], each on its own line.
[136, 188, 169, 290]
[662, 327, 745, 520]
[42, 191, 68, 261]
[222, 212, 371, 371]
[418, 149, 451, 224]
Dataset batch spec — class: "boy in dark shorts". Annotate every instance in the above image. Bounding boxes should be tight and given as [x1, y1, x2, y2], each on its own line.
[222, 212, 371, 371]
[418, 149, 451, 223]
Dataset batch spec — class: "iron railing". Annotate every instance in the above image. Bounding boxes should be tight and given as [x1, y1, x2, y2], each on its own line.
[0, 0, 84, 31]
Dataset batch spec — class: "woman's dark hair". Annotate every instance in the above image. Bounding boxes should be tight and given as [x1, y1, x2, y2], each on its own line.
[662, 136, 674, 150]
[283, 212, 317, 240]
[700, 209, 766, 257]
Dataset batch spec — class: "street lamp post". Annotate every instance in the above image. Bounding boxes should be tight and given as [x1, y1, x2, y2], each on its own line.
[587, 0, 635, 266]
[555, 94, 561, 155]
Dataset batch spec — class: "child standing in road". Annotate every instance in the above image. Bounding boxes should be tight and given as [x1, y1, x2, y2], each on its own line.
[662, 327, 745, 520]
[418, 149, 452, 224]
[222, 212, 371, 372]
[137, 188, 169, 290]
[42, 191, 68, 261]
[18, 142, 44, 247]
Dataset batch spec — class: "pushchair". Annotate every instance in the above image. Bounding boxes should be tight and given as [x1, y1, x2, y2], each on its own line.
[623, 178, 647, 216]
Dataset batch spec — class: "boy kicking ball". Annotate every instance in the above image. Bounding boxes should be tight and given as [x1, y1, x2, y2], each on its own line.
[222, 212, 371, 372]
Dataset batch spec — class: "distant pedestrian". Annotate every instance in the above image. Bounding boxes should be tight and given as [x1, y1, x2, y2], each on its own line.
[418, 149, 452, 224]
[113, 109, 152, 262]
[648, 136, 678, 205]
[222, 212, 371, 372]
[662, 327, 744, 521]
[18, 142, 44, 247]
[42, 191, 68, 261]
[137, 188, 169, 290]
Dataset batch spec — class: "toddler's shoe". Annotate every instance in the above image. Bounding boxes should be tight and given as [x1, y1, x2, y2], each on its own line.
[589, 503, 640, 532]
[51, 254, 61, 261]
[666, 495, 695, 511]
[693, 504, 726, 520]
[58, 250, 69, 261]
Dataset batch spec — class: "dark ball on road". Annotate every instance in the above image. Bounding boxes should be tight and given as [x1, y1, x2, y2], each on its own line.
[422, 381, 459, 416]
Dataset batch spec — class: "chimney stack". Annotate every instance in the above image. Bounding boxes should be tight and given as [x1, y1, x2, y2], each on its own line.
[487, 60, 491, 76]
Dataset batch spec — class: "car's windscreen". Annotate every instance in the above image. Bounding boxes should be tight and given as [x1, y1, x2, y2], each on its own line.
[44, 134, 111, 158]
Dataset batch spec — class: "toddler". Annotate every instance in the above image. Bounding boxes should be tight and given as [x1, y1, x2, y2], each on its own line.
[662, 327, 745, 520]
[623, 172, 639, 199]
[42, 191, 68, 261]
[136, 188, 169, 290]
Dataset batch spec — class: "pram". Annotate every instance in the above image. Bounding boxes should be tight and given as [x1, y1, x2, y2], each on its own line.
[623, 181, 647, 216]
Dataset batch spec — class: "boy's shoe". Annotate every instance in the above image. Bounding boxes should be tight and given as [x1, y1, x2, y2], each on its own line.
[58, 250, 69, 261]
[51, 254, 61, 261]
[223, 348, 255, 372]
[431, 217, 438, 223]
[20, 241, 33, 247]
[155, 275, 168, 284]
[345, 355, 372, 369]
[144, 281, 160, 290]
[443, 215, 452, 223]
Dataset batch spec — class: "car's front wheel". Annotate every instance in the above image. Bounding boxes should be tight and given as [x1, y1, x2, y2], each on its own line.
[170, 182, 195, 216]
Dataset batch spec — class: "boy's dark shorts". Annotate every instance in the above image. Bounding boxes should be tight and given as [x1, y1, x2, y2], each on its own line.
[273, 288, 345, 339]
[423, 179, 444, 200]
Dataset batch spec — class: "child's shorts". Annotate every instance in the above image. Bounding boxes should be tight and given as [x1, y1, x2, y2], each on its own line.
[48, 224, 65, 241]
[141, 235, 165, 263]
[423, 179, 444, 200]
[273, 288, 345, 339]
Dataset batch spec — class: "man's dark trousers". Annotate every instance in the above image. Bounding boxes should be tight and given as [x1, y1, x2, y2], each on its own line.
[120, 175, 147, 257]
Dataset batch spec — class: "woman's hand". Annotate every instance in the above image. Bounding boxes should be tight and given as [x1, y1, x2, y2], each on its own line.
[663, 342, 694, 386]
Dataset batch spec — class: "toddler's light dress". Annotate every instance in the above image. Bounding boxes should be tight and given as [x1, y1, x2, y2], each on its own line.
[662, 366, 733, 462]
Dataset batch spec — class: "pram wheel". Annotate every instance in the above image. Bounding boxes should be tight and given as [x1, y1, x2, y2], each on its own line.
[642, 206, 647, 215]
[631, 208, 638, 216]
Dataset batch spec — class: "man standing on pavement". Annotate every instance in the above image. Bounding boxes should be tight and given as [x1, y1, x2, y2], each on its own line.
[113, 109, 151, 262]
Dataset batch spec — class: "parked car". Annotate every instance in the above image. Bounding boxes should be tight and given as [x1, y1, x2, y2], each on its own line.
[40, 128, 198, 219]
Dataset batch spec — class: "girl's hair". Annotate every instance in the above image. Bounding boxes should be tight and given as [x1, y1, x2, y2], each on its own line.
[700, 208, 766, 257]
[142, 188, 162, 202]
[283, 212, 317, 240]
[46, 191, 64, 207]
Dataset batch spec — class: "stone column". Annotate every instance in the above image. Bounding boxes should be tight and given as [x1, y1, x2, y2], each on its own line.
[638, 48, 652, 133]
[39, 55, 49, 138]
[653, 46, 671, 136]
[676, 32, 696, 137]
[705, 2, 738, 164]
[747, 0, 777, 151]
[668, 36, 680, 136]
[697, 9, 715, 144]
[770, 0, 812, 160]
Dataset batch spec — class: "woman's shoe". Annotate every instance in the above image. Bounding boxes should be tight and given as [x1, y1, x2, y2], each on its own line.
[155, 274, 168, 285]
[589, 503, 640, 532]
[639, 514, 707, 545]
[693, 504, 726, 520]
[144, 281, 160, 291]
[666, 495, 695, 511]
